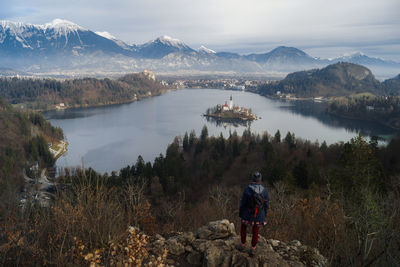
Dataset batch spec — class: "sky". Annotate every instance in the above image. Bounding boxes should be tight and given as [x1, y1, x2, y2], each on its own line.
[1, 0, 400, 60]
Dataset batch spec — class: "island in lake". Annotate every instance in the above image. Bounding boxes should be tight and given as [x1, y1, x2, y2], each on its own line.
[203, 95, 258, 124]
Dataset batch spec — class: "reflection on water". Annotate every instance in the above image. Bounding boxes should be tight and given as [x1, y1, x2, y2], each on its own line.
[203, 115, 253, 128]
[44, 89, 396, 173]
[44, 104, 129, 120]
[281, 100, 395, 139]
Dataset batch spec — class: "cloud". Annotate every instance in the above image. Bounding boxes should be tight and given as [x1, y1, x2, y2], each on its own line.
[2, 0, 400, 59]
[0, 1, 36, 19]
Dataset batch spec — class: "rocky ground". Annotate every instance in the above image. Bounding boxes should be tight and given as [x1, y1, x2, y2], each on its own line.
[147, 219, 328, 267]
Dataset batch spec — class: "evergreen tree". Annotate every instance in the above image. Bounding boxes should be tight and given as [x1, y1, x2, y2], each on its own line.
[242, 128, 251, 140]
[165, 143, 184, 193]
[189, 130, 196, 147]
[215, 133, 225, 156]
[183, 132, 189, 152]
[200, 125, 208, 142]
[232, 137, 240, 158]
[335, 135, 385, 196]
[284, 131, 296, 149]
[153, 154, 166, 188]
[135, 155, 145, 176]
[293, 160, 309, 189]
[274, 130, 281, 142]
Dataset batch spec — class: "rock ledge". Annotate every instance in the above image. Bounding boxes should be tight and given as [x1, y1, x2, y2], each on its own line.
[148, 219, 328, 266]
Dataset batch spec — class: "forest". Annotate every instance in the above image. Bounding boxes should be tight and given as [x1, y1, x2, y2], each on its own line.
[0, 73, 168, 110]
[1, 123, 399, 266]
[0, 97, 63, 211]
[256, 63, 400, 98]
[328, 95, 400, 130]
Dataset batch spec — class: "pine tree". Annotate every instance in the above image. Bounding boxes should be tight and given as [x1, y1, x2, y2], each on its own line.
[183, 132, 189, 152]
[274, 130, 281, 142]
[200, 125, 208, 142]
[189, 130, 196, 147]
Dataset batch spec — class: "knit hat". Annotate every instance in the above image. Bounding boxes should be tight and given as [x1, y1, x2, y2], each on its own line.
[252, 171, 262, 182]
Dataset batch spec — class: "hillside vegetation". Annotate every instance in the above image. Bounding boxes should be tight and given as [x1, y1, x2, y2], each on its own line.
[382, 74, 400, 95]
[0, 98, 63, 210]
[328, 95, 400, 130]
[256, 62, 400, 130]
[258, 62, 397, 97]
[1, 126, 399, 266]
[0, 73, 168, 110]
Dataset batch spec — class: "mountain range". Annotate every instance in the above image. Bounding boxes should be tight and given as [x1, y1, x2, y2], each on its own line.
[1, 19, 399, 79]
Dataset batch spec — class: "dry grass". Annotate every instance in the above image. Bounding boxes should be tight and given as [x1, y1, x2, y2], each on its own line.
[0, 175, 166, 266]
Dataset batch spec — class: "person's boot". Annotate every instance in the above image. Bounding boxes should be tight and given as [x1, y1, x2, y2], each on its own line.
[249, 246, 257, 257]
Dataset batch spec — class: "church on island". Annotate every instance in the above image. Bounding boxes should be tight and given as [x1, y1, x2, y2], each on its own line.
[219, 95, 252, 116]
[204, 95, 257, 121]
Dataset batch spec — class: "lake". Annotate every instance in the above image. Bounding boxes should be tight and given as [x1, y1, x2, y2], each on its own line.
[44, 89, 395, 174]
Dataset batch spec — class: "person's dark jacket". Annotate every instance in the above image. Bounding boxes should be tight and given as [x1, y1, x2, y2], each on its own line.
[239, 182, 269, 223]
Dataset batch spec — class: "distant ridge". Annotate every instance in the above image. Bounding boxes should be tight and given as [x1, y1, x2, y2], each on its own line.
[135, 35, 195, 59]
[245, 46, 321, 71]
[0, 19, 399, 78]
[258, 62, 384, 97]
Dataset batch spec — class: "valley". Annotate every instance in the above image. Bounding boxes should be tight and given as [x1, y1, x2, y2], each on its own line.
[1, 11, 400, 266]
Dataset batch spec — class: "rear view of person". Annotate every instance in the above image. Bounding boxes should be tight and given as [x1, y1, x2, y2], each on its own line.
[238, 171, 269, 256]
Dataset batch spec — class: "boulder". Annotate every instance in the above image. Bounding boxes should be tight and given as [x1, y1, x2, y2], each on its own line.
[196, 219, 236, 240]
[165, 238, 185, 256]
[187, 251, 202, 265]
[147, 219, 328, 267]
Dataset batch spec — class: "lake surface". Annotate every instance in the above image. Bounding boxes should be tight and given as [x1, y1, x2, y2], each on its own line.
[44, 89, 395, 174]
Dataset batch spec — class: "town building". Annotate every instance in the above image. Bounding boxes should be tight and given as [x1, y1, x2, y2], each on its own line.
[143, 70, 156, 81]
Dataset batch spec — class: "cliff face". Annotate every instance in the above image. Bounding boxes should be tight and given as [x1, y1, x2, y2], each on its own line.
[147, 219, 328, 266]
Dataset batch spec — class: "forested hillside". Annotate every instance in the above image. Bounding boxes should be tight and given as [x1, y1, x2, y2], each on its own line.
[1, 126, 399, 266]
[256, 62, 400, 130]
[0, 73, 168, 110]
[328, 95, 400, 130]
[0, 98, 63, 209]
[258, 62, 391, 97]
[382, 74, 400, 95]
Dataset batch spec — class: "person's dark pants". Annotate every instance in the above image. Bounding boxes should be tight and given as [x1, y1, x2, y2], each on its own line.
[240, 222, 260, 248]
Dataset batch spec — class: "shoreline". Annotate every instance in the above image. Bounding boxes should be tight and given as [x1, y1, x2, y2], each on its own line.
[326, 111, 400, 131]
[255, 92, 399, 132]
[39, 85, 398, 133]
[18, 88, 177, 113]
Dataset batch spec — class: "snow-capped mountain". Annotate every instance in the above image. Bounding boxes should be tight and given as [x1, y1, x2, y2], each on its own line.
[95, 31, 116, 40]
[0, 19, 132, 56]
[0, 19, 399, 78]
[136, 35, 195, 59]
[332, 52, 399, 67]
[95, 31, 135, 51]
[198, 45, 216, 54]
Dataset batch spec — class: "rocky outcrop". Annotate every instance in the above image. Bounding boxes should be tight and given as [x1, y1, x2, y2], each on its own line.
[147, 219, 328, 266]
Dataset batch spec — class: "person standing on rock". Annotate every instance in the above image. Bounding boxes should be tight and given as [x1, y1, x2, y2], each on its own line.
[238, 171, 269, 256]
